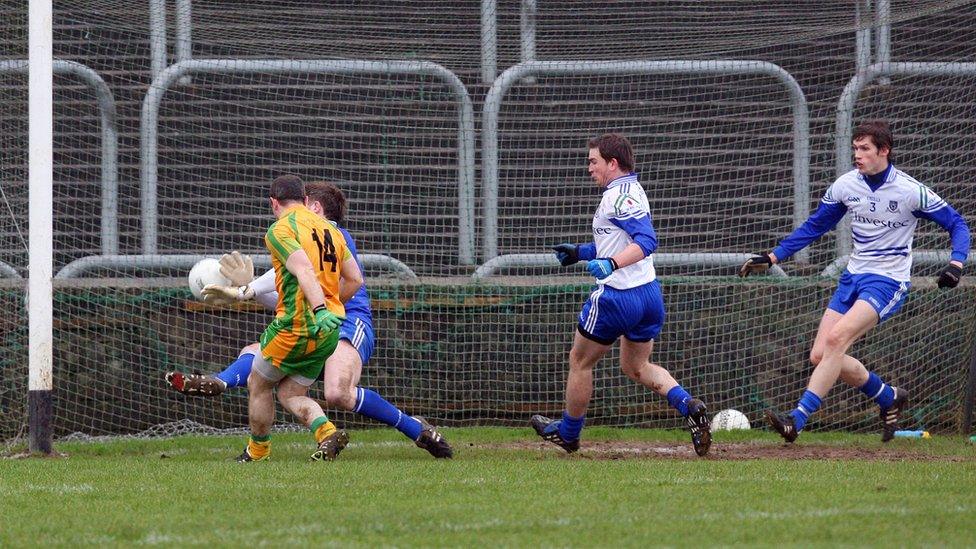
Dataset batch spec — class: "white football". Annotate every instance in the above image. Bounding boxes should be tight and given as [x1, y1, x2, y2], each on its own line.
[187, 258, 230, 301]
[710, 409, 751, 431]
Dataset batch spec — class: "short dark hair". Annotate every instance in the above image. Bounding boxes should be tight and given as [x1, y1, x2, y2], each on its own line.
[269, 174, 305, 203]
[306, 181, 347, 223]
[853, 120, 894, 162]
[587, 133, 635, 173]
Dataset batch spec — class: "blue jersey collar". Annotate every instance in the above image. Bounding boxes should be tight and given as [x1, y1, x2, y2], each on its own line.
[606, 172, 639, 189]
[859, 164, 894, 192]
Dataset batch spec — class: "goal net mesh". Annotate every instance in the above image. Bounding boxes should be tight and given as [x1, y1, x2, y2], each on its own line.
[2, 0, 975, 442]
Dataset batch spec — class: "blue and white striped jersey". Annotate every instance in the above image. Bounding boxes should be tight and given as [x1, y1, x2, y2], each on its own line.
[586, 173, 658, 289]
[773, 167, 970, 282]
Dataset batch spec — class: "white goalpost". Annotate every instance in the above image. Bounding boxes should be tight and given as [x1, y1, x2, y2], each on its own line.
[27, 0, 53, 454]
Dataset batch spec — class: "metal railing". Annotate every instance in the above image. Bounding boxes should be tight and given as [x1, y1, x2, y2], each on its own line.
[139, 59, 476, 264]
[820, 250, 967, 278]
[482, 59, 810, 266]
[55, 253, 417, 280]
[0, 59, 120, 256]
[0, 261, 20, 279]
[473, 252, 789, 279]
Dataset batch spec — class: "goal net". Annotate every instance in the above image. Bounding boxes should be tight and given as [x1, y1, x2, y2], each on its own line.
[2, 0, 976, 443]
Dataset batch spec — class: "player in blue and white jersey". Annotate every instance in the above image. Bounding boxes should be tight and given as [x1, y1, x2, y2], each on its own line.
[531, 133, 712, 457]
[166, 181, 452, 458]
[740, 120, 970, 443]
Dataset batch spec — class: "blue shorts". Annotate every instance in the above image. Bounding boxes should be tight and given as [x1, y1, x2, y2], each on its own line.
[827, 271, 910, 323]
[339, 315, 374, 365]
[577, 280, 665, 345]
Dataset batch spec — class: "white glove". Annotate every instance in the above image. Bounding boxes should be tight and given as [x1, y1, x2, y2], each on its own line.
[200, 284, 255, 305]
[218, 251, 254, 287]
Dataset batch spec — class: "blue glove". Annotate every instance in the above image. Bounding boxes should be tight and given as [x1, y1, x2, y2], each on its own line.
[552, 243, 580, 266]
[587, 258, 618, 279]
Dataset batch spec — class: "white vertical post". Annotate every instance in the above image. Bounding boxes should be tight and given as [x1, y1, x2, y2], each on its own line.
[148, 0, 167, 82]
[855, 0, 872, 74]
[481, 0, 497, 84]
[875, 0, 891, 85]
[28, 0, 54, 455]
[175, 0, 192, 85]
[519, 0, 537, 85]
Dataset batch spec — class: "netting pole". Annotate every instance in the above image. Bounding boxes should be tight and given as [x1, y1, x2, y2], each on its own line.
[148, 0, 166, 82]
[481, 0, 496, 83]
[874, 0, 891, 86]
[964, 321, 976, 434]
[28, 0, 54, 455]
[175, 0, 192, 85]
[855, 0, 872, 74]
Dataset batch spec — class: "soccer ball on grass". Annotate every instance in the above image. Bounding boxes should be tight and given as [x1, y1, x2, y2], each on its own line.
[187, 258, 230, 301]
[709, 409, 750, 431]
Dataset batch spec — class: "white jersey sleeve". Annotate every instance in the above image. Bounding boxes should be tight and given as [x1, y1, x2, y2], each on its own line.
[250, 268, 278, 311]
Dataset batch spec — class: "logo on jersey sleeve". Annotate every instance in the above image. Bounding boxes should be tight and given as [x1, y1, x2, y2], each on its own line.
[613, 194, 640, 216]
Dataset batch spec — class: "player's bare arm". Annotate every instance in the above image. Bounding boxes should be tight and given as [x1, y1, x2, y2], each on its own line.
[338, 255, 364, 304]
[285, 248, 328, 310]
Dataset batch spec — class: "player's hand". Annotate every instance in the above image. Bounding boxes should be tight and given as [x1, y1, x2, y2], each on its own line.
[552, 243, 580, 266]
[201, 284, 255, 305]
[937, 262, 963, 289]
[587, 258, 618, 280]
[218, 251, 254, 287]
[313, 306, 345, 333]
[738, 253, 773, 277]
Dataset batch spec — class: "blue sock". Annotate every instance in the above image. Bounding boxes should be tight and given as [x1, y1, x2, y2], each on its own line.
[215, 353, 254, 388]
[666, 385, 692, 417]
[790, 390, 822, 432]
[558, 411, 585, 442]
[354, 387, 422, 441]
[859, 372, 895, 410]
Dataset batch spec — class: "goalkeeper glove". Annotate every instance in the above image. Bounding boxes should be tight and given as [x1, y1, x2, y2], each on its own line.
[587, 258, 618, 280]
[937, 262, 963, 289]
[201, 284, 255, 305]
[552, 243, 580, 266]
[312, 305, 344, 333]
[218, 251, 254, 287]
[738, 253, 773, 277]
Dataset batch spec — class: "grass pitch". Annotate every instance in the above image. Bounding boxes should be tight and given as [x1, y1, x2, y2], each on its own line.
[2, 427, 974, 547]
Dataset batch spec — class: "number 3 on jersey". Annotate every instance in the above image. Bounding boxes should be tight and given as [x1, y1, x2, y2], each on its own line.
[311, 228, 338, 272]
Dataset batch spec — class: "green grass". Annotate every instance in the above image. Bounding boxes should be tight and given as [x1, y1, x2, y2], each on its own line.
[2, 428, 975, 547]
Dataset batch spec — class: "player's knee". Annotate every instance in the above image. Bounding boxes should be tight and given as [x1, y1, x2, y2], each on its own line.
[809, 350, 823, 367]
[239, 343, 260, 357]
[619, 362, 641, 382]
[823, 327, 851, 353]
[324, 384, 355, 410]
[569, 348, 599, 371]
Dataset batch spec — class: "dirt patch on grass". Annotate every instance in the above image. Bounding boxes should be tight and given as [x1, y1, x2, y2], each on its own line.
[490, 440, 974, 462]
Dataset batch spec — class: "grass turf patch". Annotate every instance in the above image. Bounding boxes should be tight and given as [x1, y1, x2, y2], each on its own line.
[1, 428, 974, 547]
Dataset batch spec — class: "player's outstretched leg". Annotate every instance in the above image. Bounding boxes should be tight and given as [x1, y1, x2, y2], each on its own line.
[236, 434, 271, 463]
[413, 416, 454, 459]
[301, 409, 348, 462]
[165, 371, 226, 397]
[880, 387, 909, 442]
[530, 414, 580, 453]
[767, 389, 821, 443]
[311, 429, 349, 462]
[765, 410, 799, 443]
[685, 398, 712, 457]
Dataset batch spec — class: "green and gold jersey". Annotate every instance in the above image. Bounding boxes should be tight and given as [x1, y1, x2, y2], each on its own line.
[264, 204, 351, 337]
